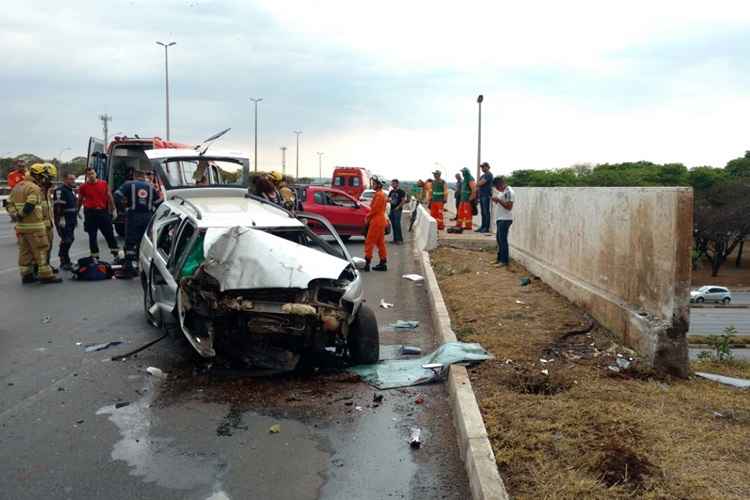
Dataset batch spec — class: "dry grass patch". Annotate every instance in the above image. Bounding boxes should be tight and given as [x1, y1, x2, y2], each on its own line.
[432, 246, 750, 500]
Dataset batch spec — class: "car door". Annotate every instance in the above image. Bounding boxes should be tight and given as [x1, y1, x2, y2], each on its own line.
[139, 204, 173, 279]
[150, 216, 182, 320]
[328, 190, 365, 235]
[707, 288, 722, 302]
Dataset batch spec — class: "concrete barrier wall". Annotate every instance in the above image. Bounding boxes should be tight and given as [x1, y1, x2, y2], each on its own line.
[508, 187, 693, 376]
[413, 203, 438, 251]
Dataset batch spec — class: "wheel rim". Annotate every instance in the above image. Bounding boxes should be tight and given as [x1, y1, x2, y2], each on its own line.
[144, 269, 161, 328]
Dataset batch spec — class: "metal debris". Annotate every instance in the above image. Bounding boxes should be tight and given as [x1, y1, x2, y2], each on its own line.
[409, 427, 422, 449]
[84, 341, 124, 353]
[400, 346, 422, 355]
[379, 299, 394, 309]
[114, 402, 130, 409]
[391, 320, 419, 330]
[269, 424, 281, 434]
[146, 367, 167, 379]
[695, 372, 750, 389]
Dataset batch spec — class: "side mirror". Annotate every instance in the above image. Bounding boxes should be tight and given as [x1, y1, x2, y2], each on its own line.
[352, 257, 367, 270]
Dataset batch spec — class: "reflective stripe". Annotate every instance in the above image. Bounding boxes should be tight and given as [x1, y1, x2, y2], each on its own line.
[16, 222, 46, 230]
[131, 183, 136, 208]
[63, 208, 77, 212]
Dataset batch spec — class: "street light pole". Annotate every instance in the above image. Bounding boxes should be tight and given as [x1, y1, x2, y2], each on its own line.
[316, 152, 324, 180]
[156, 41, 176, 140]
[476, 94, 483, 181]
[250, 98, 263, 172]
[293, 131, 302, 179]
[281, 146, 287, 175]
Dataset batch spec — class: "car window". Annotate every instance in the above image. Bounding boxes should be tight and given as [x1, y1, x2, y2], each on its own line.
[350, 177, 360, 187]
[314, 191, 327, 205]
[145, 205, 171, 242]
[156, 219, 181, 258]
[334, 176, 345, 186]
[170, 221, 197, 273]
[329, 192, 357, 208]
[709, 288, 724, 293]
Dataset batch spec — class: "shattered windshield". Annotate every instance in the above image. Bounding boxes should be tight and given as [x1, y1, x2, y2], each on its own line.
[155, 157, 247, 189]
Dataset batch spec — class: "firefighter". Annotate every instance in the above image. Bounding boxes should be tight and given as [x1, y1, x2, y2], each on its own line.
[38, 163, 58, 272]
[114, 169, 162, 278]
[270, 170, 296, 210]
[6, 163, 62, 284]
[363, 175, 388, 272]
[53, 173, 78, 271]
[429, 169, 447, 230]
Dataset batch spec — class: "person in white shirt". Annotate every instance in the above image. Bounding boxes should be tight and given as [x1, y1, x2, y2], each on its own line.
[491, 176, 514, 266]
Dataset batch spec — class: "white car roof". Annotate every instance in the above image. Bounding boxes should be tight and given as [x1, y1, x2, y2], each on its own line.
[166, 188, 302, 229]
[146, 148, 249, 161]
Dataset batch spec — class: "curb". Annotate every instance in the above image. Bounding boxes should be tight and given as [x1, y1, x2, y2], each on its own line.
[417, 246, 510, 500]
[690, 304, 750, 309]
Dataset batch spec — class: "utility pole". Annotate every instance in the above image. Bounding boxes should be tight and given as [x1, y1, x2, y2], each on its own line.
[250, 98, 263, 172]
[281, 146, 287, 175]
[293, 130, 302, 179]
[156, 41, 176, 139]
[99, 113, 112, 146]
[316, 152, 324, 180]
[476, 94, 483, 181]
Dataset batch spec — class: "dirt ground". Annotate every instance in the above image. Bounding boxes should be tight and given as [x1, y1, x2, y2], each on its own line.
[693, 246, 750, 288]
[431, 247, 750, 500]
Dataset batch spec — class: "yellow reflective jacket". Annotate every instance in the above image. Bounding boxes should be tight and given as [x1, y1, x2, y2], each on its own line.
[8, 180, 47, 233]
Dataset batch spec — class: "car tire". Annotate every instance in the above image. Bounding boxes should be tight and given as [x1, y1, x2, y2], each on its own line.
[348, 304, 380, 364]
[696, 297, 704, 303]
[722, 297, 731, 305]
[143, 267, 162, 328]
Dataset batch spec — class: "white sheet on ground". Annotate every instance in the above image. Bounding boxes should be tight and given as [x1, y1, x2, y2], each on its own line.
[203, 226, 350, 291]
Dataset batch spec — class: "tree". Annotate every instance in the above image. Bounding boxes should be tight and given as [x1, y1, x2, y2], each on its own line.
[693, 179, 750, 276]
[688, 166, 727, 191]
[725, 151, 750, 177]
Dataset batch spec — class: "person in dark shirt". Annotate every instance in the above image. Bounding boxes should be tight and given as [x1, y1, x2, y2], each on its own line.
[53, 174, 78, 270]
[453, 172, 462, 221]
[114, 169, 163, 278]
[388, 179, 407, 244]
[476, 162, 494, 233]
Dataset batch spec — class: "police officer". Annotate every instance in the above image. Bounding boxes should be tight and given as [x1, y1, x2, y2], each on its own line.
[53, 173, 78, 271]
[114, 169, 163, 278]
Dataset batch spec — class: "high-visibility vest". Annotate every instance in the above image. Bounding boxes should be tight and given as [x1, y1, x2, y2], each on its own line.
[431, 179, 446, 202]
[8, 180, 47, 233]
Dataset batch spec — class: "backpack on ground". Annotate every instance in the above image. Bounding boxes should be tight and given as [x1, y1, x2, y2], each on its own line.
[72, 257, 114, 281]
[447, 226, 464, 234]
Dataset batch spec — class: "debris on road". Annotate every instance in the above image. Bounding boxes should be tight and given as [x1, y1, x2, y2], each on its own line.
[519, 277, 530, 286]
[402, 274, 425, 282]
[415, 396, 425, 404]
[41, 315, 51, 324]
[409, 427, 422, 449]
[269, 424, 281, 434]
[400, 345, 422, 355]
[379, 299, 394, 309]
[616, 357, 632, 370]
[350, 341, 493, 389]
[373, 393, 384, 403]
[515, 300, 526, 305]
[146, 367, 167, 379]
[695, 372, 750, 389]
[114, 402, 130, 409]
[84, 341, 124, 353]
[391, 320, 419, 330]
[541, 369, 549, 376]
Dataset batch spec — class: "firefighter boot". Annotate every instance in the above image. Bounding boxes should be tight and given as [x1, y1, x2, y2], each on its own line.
[39, 275, 63, 284]
[373, 260, 388, 272]
[21, 274, 37, 285]
[364, 258, 371, 272]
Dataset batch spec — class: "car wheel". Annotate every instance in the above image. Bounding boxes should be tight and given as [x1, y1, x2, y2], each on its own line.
[722, 297, 731, 305]
[348, 304, 380, 364]
[696, 297, 704, 303]
[143, 267, 162, 328]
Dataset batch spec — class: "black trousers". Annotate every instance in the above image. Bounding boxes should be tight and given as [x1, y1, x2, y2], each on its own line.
[84, 209, 119, 258]
[57, 221, 76, 264]
[124, 211, 151, 267]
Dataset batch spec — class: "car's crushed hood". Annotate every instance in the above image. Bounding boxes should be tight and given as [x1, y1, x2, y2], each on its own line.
[202, 226, 351, 291]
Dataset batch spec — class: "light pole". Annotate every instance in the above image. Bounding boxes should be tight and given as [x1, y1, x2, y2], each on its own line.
[280, 146, 287, 175]
[99, 113, 112, 146]
[293, 130, 302, 179]
[250, 98, 263, 172]
[156, 41, 176, 139]
[476, 94, 483, 181]
[316, 152, 324, 180]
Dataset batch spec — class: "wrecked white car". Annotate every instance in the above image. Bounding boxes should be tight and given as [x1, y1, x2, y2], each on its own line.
[139, 149, 379, 368]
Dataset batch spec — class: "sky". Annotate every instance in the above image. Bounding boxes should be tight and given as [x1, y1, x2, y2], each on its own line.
[3, 0, 750, 178]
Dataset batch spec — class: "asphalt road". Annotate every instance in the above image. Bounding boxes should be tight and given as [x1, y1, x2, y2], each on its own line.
[689, 308, 750, 336]
[0, 218, 469, 500]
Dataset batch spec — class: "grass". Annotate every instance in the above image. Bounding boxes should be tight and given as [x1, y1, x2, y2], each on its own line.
[431, 246, 750, 500]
